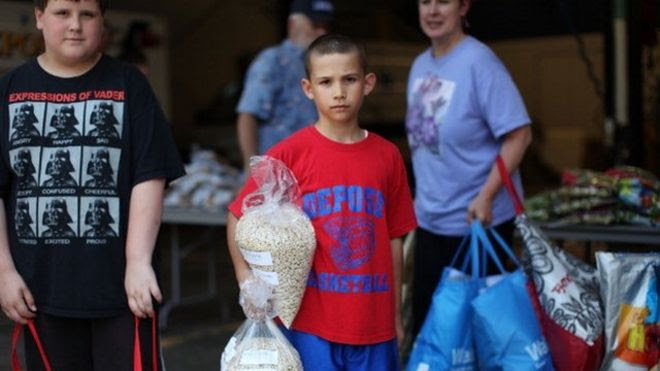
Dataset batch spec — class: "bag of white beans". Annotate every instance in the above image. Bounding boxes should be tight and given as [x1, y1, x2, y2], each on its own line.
[221, 318, 303, 371]
[236, 156, 316, 327]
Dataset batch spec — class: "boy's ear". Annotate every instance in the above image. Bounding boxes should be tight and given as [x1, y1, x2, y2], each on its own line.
[35, 8, 45, 30]
[301, 78, 315, 100]
[363, 73, 377, 96]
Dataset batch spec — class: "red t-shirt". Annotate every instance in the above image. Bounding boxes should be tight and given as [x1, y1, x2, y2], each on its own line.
[229, 126, 417, 344]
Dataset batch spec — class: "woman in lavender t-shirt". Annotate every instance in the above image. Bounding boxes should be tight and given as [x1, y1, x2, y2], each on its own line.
[406, 0, 533, 337]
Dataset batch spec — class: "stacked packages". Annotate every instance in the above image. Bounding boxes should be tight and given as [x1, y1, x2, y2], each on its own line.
[526, 166, 659, 227]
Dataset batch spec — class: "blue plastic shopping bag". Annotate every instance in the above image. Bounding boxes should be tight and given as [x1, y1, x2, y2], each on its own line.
[470, 222, 554, 371]
[406, 235, 481, 371]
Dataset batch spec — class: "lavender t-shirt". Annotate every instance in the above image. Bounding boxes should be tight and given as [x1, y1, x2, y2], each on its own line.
[406, 36, 530, 235]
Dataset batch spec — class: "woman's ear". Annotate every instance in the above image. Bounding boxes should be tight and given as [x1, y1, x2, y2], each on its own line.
[301, 78, 315, 100]
[363, 73, 377, 96]
[459, 0, 471, 17]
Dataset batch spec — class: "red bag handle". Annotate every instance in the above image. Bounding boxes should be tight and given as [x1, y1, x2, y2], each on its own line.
[11, 316, 158, 371]
[133, 316, 159, 371]
[495, 155, 525, 215]
[11, 319, 52, 371]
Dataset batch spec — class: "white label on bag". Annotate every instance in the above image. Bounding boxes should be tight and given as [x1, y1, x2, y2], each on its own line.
[239, 349, 278, 365]
[416, 364, 429, 371]
[253, 268, 279, 285]
[241, 249, 273, 266]
[452, 348, 474, 366]
[524, 338, 549, 362]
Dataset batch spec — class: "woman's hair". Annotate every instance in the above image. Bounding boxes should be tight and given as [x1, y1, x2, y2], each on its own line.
[34, 0, 109, 14]
[304, 33, 368, 77]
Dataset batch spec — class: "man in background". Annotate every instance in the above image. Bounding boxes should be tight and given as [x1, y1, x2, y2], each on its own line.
[235, 0, 333, 173]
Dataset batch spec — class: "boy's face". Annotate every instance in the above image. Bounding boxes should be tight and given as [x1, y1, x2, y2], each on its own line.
[35, 0, 104, 66]
[301, 51, 375, 126]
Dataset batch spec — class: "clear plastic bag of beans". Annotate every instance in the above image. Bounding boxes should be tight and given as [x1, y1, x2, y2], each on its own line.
[236, 155, 316, 327]
[221, 318, 302, 371]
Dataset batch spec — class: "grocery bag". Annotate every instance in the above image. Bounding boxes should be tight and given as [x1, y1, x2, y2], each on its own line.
[496, 156, 605, 370]
[235, 155, 316, 327]
[220, 318, 302, 371]
[469, 221, 554, 371]
[596, 252, 659, 371]
[406, 231, 481, 371]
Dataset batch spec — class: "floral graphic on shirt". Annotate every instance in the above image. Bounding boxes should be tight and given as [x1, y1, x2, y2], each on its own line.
[323, 215, 375, 271]
[405, 74, 455, 155]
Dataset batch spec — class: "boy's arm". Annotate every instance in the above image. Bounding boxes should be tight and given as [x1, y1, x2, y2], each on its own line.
[226, 212, 251, 286]
[237, 113, 259, 173]
[467, 124, 532, 225]
[125, 178, 165, 318]
[0, 199, 36, 323]
[391, 236, 404, 346]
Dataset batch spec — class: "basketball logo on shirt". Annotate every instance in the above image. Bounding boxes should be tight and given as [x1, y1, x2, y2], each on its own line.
[323, 215, 375, 271]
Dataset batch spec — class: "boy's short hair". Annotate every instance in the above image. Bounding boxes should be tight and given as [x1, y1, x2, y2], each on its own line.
[34, 0, 109, 13]
[304, 33, 368, 77]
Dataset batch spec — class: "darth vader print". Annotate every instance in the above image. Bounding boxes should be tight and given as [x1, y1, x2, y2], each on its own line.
[85, 101, 123, 139]
[45, 103, 84, 139]
[15, 199, 37, 238]
[41, 147, 81, 187]
[39, 197, 78, 238]
[82, 197, 118, 237]
[10, 147, 40, 189]
[82, 147, 119, 188]
[9, 102, 44, 141]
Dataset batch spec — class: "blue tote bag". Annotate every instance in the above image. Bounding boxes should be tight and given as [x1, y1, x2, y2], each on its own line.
[469, 222, 554, 371]
[406, 226, 488, 371]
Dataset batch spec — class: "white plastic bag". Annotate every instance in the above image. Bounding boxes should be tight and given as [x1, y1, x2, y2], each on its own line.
[220, 318, 302, 371]
[596, 252, 659, 371]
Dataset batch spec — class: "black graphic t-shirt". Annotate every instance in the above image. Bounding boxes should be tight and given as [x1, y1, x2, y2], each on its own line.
[0, 56, 185, 318]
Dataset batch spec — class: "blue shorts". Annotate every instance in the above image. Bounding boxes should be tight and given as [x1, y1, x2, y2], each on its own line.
[279, 327, 401, 371]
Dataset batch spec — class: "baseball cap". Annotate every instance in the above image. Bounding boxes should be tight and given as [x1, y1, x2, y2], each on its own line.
[290, 0, 334, 24]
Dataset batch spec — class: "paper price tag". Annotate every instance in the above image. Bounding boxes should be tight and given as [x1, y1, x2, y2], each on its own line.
[239, 349, 279, 365]
[240, 249, 273, 266]
[253, 269, 279, 285]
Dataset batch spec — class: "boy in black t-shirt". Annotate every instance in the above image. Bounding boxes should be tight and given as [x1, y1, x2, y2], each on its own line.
[0, 1, 185, 369]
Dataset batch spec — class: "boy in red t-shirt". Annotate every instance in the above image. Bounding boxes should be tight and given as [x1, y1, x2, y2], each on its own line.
[227, 33, 417, 370]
